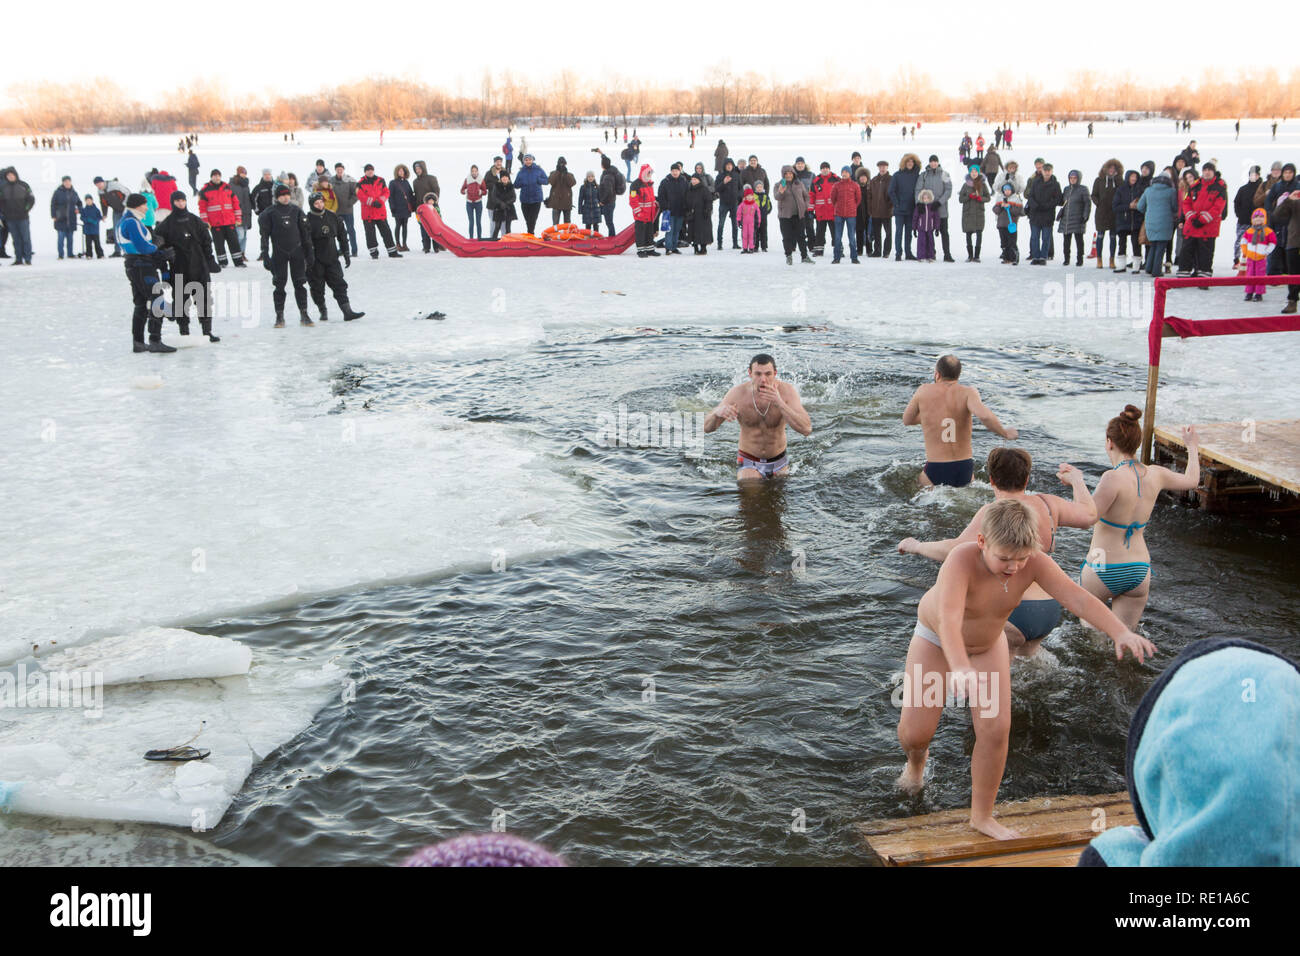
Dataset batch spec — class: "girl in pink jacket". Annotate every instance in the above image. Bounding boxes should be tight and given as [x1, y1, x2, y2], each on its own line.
[738, 185, 760, 252]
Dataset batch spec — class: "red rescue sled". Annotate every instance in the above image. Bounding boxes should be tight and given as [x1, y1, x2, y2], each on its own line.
[415, 206, 635, 258]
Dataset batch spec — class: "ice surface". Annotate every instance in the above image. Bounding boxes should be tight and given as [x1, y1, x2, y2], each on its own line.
[0, 636, 341, 829]
[29, 626, 251, 687]
[0, 122, 1296, 836]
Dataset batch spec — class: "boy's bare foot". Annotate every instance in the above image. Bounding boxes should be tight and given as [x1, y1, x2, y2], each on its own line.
[970, 815, 1022, 840]
[896, 761, 925, 794]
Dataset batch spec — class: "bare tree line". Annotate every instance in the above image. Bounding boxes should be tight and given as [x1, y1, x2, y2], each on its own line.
[5, 67, 1299, 132]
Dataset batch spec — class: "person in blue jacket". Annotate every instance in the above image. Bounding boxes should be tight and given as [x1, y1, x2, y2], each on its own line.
[1079, 637, 1299, 866]
[118, 193, 177, 353]
[503, 133, 514, 174]
[1136, 170, 1178, 277]
[888, 153, 920, 261]
[512, 154, 548, 234]
[50, 175, 82, 260]
[80, 196, 104, 258]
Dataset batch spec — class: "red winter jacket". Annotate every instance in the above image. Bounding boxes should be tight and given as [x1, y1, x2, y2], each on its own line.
[198, 180, 241, 227]
[630, 166, 658, 222]
[357, 175, 390, 221]
[810, 173, 838, 221]
[461, 178, 488, 202]
[1181, 175, 1227, 239]
[151, 172, 178, 209]
[830, 179, 862, 218]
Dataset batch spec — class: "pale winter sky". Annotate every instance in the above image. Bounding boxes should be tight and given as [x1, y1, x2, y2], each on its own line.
[2, 0, 1264, 104]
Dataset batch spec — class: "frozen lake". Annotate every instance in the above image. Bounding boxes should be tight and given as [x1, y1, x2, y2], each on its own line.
[1, 120, 1297, 864]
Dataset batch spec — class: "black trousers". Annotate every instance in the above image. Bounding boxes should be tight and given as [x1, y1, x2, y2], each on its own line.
[717, 203, 739, 246]
[757, 212, 768, 250]
[522, 201, 542, 233]
[169, 276, 212, 333]
[363, 219, 396, 255]
[779, 216, 809, 257]
[814, 218, 830, 253]
[125, 254, 165, 342]
[937, 218, 951, 258]
[1063, 232, 1085, 263]
[84, 234, 104, 258]
[634, 219, 656, 254]
[551, 207, 571, 225]
[1287, 247, 1300, 301]
[394, 217, 408, 247]
[869, 216, 891, 257]
[210, 224, 242, 265]
[308, 256, 350, 307]
[1177, 236, 1214, 274]
[998, 225, 1018, 262]
[1116, 230, 1140, 258]
[271, 251, 308, 312]
[965, 231, 982, 259]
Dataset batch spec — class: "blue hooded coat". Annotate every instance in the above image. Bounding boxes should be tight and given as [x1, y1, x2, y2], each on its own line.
[1079, 638, 1300, 866]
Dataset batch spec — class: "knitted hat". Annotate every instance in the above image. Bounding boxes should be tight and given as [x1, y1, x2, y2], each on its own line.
[795, 156, 806, 164]
[210, 168, 221, 177]
[1252, 207, 1267, 220]
[743, 184, 754, 193]
[820, 161, 831, 169]
[169, 191, 187, 208]
[402, 834, 566, 867]
[236, 166, 247, 175]
[841, 165, 851, 174]
[928, 154, 939, 163]
[309, 192, 325, 205]
[262, 167, 272, 175]
[274, 184, 291, 197]
[1001, 182, 1014, 193]
[364, 163, 374, 172]
[93, 176, 104, 185]
[125, 193, 147, 208]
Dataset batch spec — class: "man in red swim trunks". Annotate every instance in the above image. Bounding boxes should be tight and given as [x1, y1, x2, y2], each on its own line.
[704, 353, 812, 481]
[903, 354, 1018, 487]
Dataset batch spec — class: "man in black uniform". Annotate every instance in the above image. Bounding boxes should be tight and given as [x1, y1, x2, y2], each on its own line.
[306, 192, 365, 322]
[154, 192, 222, 341]
[259, 184, 315, 328]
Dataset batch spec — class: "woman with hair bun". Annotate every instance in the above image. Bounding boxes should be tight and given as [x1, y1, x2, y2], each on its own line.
[1080, 405, 1200, 627]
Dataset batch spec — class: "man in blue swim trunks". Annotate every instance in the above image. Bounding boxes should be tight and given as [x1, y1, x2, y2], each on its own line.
[903, 354, 1018, 488]
[704, 353, 812, 481]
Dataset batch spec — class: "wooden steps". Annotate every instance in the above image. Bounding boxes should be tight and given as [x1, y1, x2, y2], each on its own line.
[857, 792, 1135, 867]
[1154, 419, 1300, 513]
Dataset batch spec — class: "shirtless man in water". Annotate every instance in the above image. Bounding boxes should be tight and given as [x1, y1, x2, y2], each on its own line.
[903, 354, 1018, 487]
[703, 353, 812, 480]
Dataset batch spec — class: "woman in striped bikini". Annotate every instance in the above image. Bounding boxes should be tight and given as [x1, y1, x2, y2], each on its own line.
[898, 447, 1098, 658]
[1080, 405, 1200, 628]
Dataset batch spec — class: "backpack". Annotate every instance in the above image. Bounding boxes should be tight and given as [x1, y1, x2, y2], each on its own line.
[620, 147, 634, 161]
[614, 169, 627, 195]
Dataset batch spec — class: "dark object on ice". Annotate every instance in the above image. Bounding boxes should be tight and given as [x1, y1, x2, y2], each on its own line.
[144, 746, 211, 762]
[416, 311, 447, 320]
[145, 721, 209, 761]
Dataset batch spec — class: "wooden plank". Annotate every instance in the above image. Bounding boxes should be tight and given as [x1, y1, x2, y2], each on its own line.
[1154, 419, 1300, 496]
[858, 792, 1134, 866]
[935, 846, 1090, 867]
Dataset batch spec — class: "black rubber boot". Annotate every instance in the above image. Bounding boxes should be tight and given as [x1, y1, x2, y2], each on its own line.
[316, 301, 329, 322]
[147, 339, 177, 353]
[300, 309, 315, 327]
[274, 310, 286, 328]
[200, 319, 220, 342]
[133, 341, 148, 353]
[340, 300, 365, 321]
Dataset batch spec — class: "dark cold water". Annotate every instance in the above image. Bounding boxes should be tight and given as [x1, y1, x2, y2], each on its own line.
[186, 325, 1298, 866]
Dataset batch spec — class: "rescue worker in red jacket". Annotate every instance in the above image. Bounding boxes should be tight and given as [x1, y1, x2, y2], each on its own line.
[809, 162, 838, 256]
[197, 169, 245, 267]
[357, 163, 401, 259]
[630, 164, 659, 258]
[1177, 161, 1227, 277]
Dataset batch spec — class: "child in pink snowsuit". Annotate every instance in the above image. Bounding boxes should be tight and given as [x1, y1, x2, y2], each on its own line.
[738, 185, 760, 252]
[1237, 208, 1276, 301]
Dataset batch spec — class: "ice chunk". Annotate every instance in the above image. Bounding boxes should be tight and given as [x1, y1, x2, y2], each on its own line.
[34, 627, 252, 686]
[0, 655, 341, 829]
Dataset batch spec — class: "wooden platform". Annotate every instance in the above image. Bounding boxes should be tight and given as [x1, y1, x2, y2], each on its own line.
[857, 792, 1135, 867]
[1154, 419, 1300, 513]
